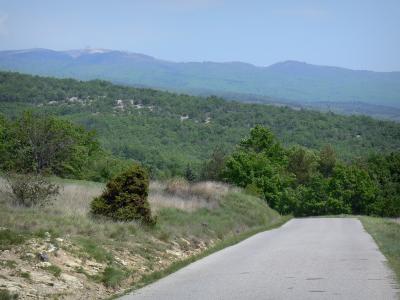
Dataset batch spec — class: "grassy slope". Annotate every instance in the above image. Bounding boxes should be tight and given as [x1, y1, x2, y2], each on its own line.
[0, 178, 287, 299]
[360, 217, 400, 286]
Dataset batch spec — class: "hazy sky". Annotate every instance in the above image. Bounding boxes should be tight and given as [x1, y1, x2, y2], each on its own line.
[0, 0, 399, 71]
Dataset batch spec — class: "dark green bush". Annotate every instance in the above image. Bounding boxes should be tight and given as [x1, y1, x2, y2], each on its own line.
[91, 164, 155, 224]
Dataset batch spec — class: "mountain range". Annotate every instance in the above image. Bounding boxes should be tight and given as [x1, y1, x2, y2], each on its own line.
[0, 48, 399, 117]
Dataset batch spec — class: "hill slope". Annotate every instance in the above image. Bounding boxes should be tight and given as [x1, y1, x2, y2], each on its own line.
[0, 48, 399, 109]
[1, 71, 400, 177]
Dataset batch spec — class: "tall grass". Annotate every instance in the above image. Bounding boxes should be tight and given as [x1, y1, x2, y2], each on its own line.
[150, 179, 231, 212]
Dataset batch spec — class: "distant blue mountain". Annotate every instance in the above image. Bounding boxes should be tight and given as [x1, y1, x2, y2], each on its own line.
[0, 48, 399, 109]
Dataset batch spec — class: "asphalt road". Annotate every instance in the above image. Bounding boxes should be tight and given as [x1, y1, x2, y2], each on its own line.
[121, 218, 399, 300]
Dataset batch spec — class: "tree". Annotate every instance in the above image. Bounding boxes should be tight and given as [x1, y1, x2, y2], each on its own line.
[239, 125, 285, 163]
[184, 164, 196, 182]
[200, 146, 226, 180]
[287, 147, 317, 185]
[318, 144, 336, 177]
[0, 111, 99, 178]
[223, 126, 291, 208]
[293, 175, 351, 217]
[364, 153, 400, 216]
[329, 164, 378, 215]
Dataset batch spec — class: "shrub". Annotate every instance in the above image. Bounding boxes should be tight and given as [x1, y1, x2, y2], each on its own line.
[0, 228, 26, 250]
[91, 164, 155, 224]
[101, 266, 127, 288]
[5, 173, 59, 207]
[184, 164, 196, 182]
[0, 289, 18, 300]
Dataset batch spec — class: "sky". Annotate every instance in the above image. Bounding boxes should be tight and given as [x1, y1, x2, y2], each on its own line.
[0, 0, 399, 71]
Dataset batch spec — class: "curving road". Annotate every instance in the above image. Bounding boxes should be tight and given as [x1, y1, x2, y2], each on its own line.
[121, 218, 399, 300]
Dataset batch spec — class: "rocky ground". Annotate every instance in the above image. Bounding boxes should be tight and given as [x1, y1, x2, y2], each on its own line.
[0, 229, 214, 299]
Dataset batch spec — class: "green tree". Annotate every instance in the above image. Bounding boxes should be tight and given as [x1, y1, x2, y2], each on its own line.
[318, 144, 336, 177]
[329, 164, 378, 215]
[0, 112, 99, 178]
[223, 126, 290, 208]
[364, 153, 400, 216]
[184, 164, 196, 182]
[293, 175, 351, 217]
[239, 125, 285, 162]
[200, 146, 226, 181]
[287, 146, 317, 185]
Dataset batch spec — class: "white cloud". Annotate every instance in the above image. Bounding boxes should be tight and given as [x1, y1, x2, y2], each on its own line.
[0, 13, 8, 36]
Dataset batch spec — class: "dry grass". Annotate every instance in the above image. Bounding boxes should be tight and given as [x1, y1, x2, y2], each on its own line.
[53, 180, 103, 216]
[0, 177, 232, 216]
[150, 179, 231, 212]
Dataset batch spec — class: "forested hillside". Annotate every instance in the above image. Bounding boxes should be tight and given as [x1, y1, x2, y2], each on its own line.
[1, 71, 400, 177]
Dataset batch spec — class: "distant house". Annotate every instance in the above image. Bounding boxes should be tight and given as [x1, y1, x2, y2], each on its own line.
[180, 115, 189, 121]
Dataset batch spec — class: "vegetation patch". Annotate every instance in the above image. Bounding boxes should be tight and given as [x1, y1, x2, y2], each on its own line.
[0, 260, 17, 269]
[0, 289, 19, 300]
[19, 271, 31, 280]
[75, 237, 113, 263]
[41, 265, 62, 278]
[0, 229, 25, 250]
[101, 266, 128, 288]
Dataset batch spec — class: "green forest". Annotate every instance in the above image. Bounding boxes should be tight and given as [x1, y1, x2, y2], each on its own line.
[221, 126, 400, 217]
[1, 71, 400, 179]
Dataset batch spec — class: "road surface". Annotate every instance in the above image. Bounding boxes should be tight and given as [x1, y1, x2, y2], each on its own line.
[121, 218, 399, 300]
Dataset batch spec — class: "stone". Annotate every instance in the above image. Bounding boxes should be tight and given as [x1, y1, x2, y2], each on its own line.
[48, 244, 57, 253]
[37, 252, 49, 262]
[37, 261, 52, 267]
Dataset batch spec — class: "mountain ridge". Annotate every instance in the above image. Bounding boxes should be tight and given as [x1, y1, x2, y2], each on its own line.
[3, 48, 399, 72]
[0, 48, 399, 110]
